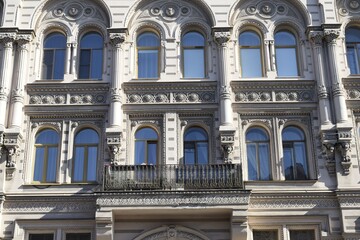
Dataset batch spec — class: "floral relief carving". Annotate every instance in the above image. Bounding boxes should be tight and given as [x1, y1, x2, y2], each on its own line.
[245, 1, 288, 19]
[339, 0, 360, 15]
[30, 95, 66, 105]
[235, 91, 312, 102]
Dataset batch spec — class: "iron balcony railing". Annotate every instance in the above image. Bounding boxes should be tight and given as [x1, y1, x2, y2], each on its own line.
[103, 164, 242, 191]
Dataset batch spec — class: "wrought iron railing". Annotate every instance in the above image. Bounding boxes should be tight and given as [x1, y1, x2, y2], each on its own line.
[103, 164, 242, 191]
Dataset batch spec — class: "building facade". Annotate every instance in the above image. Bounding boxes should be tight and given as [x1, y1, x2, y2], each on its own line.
[0, 0, 360, 239]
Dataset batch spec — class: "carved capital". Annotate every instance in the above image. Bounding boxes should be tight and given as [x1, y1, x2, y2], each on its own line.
[16, 34, 32, 50]
[110, 88, 122, 102]
[0, 33, 15, 48]
[213, 31, 231, 46]
[323, 29, 340, 44]
[308, 31, 323, 46]
[109, 33, 126, 47]
[12, 88, 24, 102]
[106, 131, 122, 165]
[318, 85, 329, 99]
[332, 83, 346, 97]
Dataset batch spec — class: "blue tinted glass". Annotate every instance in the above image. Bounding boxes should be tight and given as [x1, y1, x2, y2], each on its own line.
[283, 147, 294, 180]
[53, 49, 65, 79]
[276, 48, 298, 76]
[36, 129, 59, 144]
[346, 28, 360, 42]
[80, 32, 103, 48]
[138, 50, 159, 78]
[183, 32, 205, 47]
[239, 31, 261, 46]
[246, 128, 268, 141]
[247, 144, 257, 180]
[259, 143, 270, 180]
[87, 146, 97, 181]
[147, 143, 157, 165]
[184, 49, 205, 78]
[75, 129, 99, 144]
[73, 147, 85, 182]
[44, 33, 66, 48]
[197, 142, 208, 164]
[282, 127, 304, 141]
[275, 31, 296, 46]
[184, 142, 195, 165]
[42, 50, 54, 79]
[91, 49, 103, 79]
[294, 143, 308, 179]
[135, 141, 146, 165]
[347, 47, 359, 74]
[46, 147, 57, 182]
[137, 32, 160, 47]
[136, 128, 158, 139]
[33, 148, 45, 181]
[240, 48, 262, 77]
[185, 127, 208, 141]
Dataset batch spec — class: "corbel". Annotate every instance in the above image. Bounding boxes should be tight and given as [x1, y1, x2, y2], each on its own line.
[106, 130, 122, 166]
[336, 128, 352, 175]
[219, 129, 236, 163]
[3, 132, 23, 180]
[320, 130, 337, 175]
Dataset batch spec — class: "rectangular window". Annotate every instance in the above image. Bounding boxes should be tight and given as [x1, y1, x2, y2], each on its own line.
[289, 230, 315, 240]
[253, 230, 278, 240]
[66, 233, 91, 240]
[29, 233, 54, 240]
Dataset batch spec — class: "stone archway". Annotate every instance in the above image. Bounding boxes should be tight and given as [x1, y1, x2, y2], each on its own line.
[133, 225, 210, 240]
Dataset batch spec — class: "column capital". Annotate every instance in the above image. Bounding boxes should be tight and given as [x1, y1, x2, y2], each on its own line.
[323, 29, 340, 44]
[0, 33, 16, 48]
[332, 82, 346, 97]
[109, 33, 126, 47]
[212, 28, 232, 46]
[16, 34, 33, 49]
[318, 85, 329, 99]
[308, 30, 324, 46]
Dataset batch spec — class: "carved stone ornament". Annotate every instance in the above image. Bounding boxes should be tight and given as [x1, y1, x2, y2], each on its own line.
[106, 132, 122, 165]
[148, 2, 191, 22]
[109, 33, 126, 47]
[213, 31, 230, 46]
[323, 29, 340, 44]
[308, 31, 324, 46]
[47, 1, 101, 22]
[220, 129, 236, 163]
[318, 85, 329, 99]
[332, 83, 346, 97]
[322, 142, 336, 175]
[3, 132, 23, 180]
[339, 0, 360, 15]
[338, 142, 352, 175]
[245, 1, 288, 19]
[0, 33, 16, 48]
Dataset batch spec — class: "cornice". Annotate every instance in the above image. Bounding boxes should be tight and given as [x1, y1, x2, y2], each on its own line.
[26, 82, 110, 93]
[123, 81, 217, 92]
[231, 80, 316, 90]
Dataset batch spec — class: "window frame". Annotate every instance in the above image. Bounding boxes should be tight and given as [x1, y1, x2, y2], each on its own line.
[78, 31, 104, 80]
[41, 32, 67, 80]
[274, 29, 300, 77]
[245, 127, 272, 181]
[134, 127, 159, 165]
[72, 128, 99, 183]
[32, 128, 60, 184]
[136, 31, 161, 79]
[181, 30, 206, 79]
[239, 29, 265, 78]
[183, 126, 209, 165]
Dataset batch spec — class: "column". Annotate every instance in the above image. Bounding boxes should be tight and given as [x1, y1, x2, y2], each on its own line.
[65, 42, 71, 74]
[324, 29, 348, 124]
[0, 34, 15, 130]
[309, 30, 332, 126]
[10, 34, 31, 130]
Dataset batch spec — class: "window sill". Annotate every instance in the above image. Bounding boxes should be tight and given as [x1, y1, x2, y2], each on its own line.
[244, 179, 318, 190]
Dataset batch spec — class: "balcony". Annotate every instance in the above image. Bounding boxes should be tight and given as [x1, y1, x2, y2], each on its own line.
[103, 164, 243, 191]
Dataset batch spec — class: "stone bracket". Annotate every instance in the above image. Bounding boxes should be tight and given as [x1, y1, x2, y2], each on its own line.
[219, 128, 236, 163]
[106, 129, 122, 166]
[3, 131, 23, 180]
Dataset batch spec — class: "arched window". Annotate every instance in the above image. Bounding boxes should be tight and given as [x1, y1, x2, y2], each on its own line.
[282, 126, 308, 180]
[246, 128, 271, 180]
[42, 33, 66, 80]
[346, 27, 360, 75]
[135, 127, 158, 165]
[184, 127, 208, 165]
[33, 129, 59, 183]
[137, 32, 160, 78]
[79, 32, 104, 79]
[182, 31, 205, 78]
[275, 31, 299, 76]
[239, 31, 263, 77]
[73, 129, 99, 182]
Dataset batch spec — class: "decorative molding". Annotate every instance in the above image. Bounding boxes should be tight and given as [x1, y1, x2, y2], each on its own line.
[213, 31, 231, 46]
[338, 0, 360, 16]
[323, 29, 340, 44]
[308, 30, 324, 46]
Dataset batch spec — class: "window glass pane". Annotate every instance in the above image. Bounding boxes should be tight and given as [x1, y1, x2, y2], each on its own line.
[282, 127, 304, 141]
[184, 128, 208, 141]
[240, 48, 262, 77]
[294, 142, 308, 179]
[42, 50, 54, 80]
[184, 142, 195, 165]
[283, 147, 294, 180]
[246, 128, 268, 141]
[347, 46, 360, 74]
[259, 143, 270, 180]
[79, 50, 91, 79]
[276, 48, 298, 76]
[74, 147, 85, 182]
[79, 32, 103, 79]
[46, 147, 57, 182]
[44, 33, 66, 48]
[275, 31, 296, 46]
[135, 141, 146, 165]
[80, 32, 103, 48]
[91, 49, 103, 79]
[184, 49, 205, 78]
[138, 50, 159, 78]
[136, 128, 158, 140]
[75, 129, 99, 144]
[183, 32, 205, 47]
[36, 130, 59, 144]
[34, 148, 45, 181]
[289, 230, 315, 240]
[147, 143, 157, 165]
[87, 146, 97, 181]
[253, 230, 278, 240]
[240, 31, 261, 46]
[66, 233, 91, 240]
[29, 234, 54, 240]
[247, 144, 257, 180]
[53, 49, 65, 79]
[197, 142, 208, 164]
[346, 28, 360, 43]
[137, 33, 159, 47]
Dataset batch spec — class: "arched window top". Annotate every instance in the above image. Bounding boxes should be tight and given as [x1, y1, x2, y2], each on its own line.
[239, 31, 261, 46]
[275, 31, 296, 46]
[183, 32, 205, 47]
[35, 129, 59, 144]
[346, 27, 360, 43]
[282, 126, 305, 141]
[184, 127, 208, 141]
[75, 129, 99, 144]
[44, 33, 67, 49]
[137, 32, 160, 47]
[135, 127, 158, 139]
[246, 128, 269, 141]
[80, 32, 103, 49]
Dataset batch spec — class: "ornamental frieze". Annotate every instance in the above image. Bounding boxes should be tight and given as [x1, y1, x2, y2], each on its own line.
[250, 196, 339, 209]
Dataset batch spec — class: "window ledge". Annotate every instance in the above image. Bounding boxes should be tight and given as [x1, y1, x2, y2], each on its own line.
[244, 179, 318, 190]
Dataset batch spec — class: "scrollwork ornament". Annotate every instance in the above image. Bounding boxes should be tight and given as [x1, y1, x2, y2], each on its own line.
[214, 31, 230, 46]
[323, 29, 340, 44]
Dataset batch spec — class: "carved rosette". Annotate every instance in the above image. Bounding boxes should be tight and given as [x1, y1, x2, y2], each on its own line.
[106, 132, 122, 165]
[220, 130, 235, 163]
[213, 31, 230, 47]
[323, 29, 340, 44]
[109, 33, 126, 47]
[3, 132, 23, 180]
